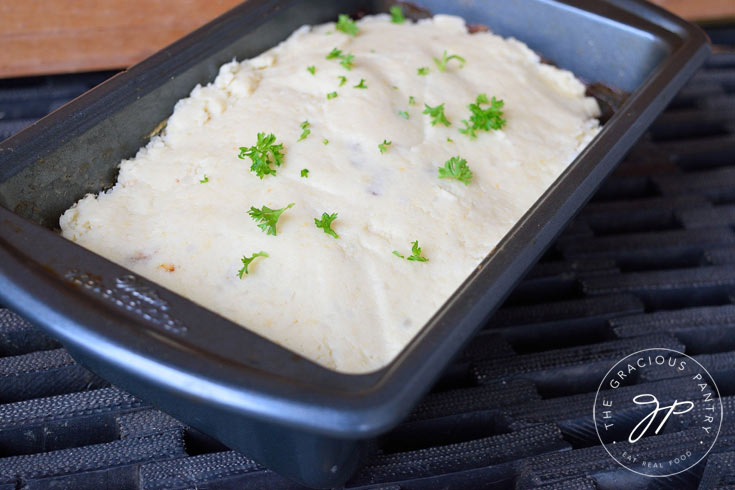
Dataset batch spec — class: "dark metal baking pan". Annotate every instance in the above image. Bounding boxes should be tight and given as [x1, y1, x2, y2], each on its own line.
[0, 0, 709, 487]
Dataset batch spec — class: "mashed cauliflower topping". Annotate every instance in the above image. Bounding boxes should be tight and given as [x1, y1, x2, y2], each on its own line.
[60, 14, 600, 373]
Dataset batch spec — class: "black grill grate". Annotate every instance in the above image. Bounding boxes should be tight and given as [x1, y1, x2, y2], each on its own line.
[1, 40, 734, 490]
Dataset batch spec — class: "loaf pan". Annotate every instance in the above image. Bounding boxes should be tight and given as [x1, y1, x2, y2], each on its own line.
[0, 0, 709, 487]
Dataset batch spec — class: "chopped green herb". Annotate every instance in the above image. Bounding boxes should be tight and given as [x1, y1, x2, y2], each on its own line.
[353, 78, 367, 89]
[301, 168, 309, 178]
[340, 53, 355, 70]
[327, 48, 354, 70]
[248, 203, 295, 236]
[199, 175, 209, 183]
[433, 50, 466, 72]
[398, 110, 409, 119]
[378, 140, 392, 154]
[393, 241, 428, 262]
[337, 75, 347, 86]
[297, 120, 311, 141]
[238, 132, 285, 179]
[446, 137, 454, 143]
[327, 91, 338, 99]
[459, 94, 506, 139]
[438, 155, 472, 185]
[323, 138, 329, 145]
[326, 47, 343, 59]
[423, 103, 451, 127]
[314, 212, 339, 239]
[408, 95, 416, 106]
[238, 251, 269, 278]
[417, 66, 429, 76]
[390, 5, 405, 23]
[336, 14, 359, 36]
[307, 65, 316, 75]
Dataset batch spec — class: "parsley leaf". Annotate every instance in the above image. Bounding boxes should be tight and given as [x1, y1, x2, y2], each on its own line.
[407, 241, 428, 261]
[323, 138, 329, 145]
[238, 133, 285, 179]
[390, 5, 405, 23]
[340, 53, 355, 70]
[353, 78, 367, 89]
[423, 103, 451, 127]
[327, 91, 338, 99]
[297, 120, 311, 141]
[307, 65, 316, 75]
[248, 203, 295, 236]
[327, 48, 354, 70]
[459, 94, 506, 139]
[199, 175, 209, 183]
[378, 140, 392, 153]
[393, 241, 428, 262]
[398, 110, 409, 119]
[326, 47, 343, 59]
[336, 14, 359, 36]
[238, 251, 269, 278]
[337, 75, 347, 86]
[301, 168, 309, 178]
[438, 155, 473, 185]
[408, 95, 416, 106]
[417, 67, 429, 76]
[314, 212, 339, 239]
[433, 50, 466, 72]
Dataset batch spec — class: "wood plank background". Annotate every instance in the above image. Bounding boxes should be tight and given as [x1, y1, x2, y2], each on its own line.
[0, 0, 733, 78]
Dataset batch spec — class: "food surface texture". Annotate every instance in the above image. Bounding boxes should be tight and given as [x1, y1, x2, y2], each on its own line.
[60, 13, 600, 373]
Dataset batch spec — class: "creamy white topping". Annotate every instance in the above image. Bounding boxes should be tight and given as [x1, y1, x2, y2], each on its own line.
[60, 14, 600, 373]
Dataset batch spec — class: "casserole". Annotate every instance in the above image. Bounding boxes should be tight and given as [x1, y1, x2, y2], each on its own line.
[0, 0, 709, 487]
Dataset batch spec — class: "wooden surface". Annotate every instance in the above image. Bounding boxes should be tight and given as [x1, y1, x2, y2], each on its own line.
[0, 0, 243, 78]
[651, 0, 735, 22]
[0, 0, 733, 78]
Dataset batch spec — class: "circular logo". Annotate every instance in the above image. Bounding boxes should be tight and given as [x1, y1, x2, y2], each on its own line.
[593, 348, 723, 477]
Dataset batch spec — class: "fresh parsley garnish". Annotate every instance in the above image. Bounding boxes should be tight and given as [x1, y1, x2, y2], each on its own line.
[434, 51, 466, 72]
[327, 91, 338, 99]
[459, 94, 506, 139]
[340, 53, 355, 70]
[238, 133, 285, 179]
[326, 48, 355, 70]
[438, 155, 472, 185]
[393, 241, 428, 262]
[390, 5, 405, 23]
[417, 67, 429, 76]
[323, 138, 329, 145]
[307, 65, 316, 75]
[353, 78, 367, 89]
[314, 212, 339, 239]
[248, 203, 295, 236]
[337, 75, 347, 86]
[199, 175, 209, 183]
[378, 140, 392, 153]
[301, 168, 309, 178]
[326, 47, 343, 59]
[398, 110, 409, 119]
[238, 251, 269, 278]
[297, 120, 311, 141]
[447, 137, 454, 143]
[408, 95, 416, 106]
[336, 14, 359, 36]
[423, 103, 451, 127]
